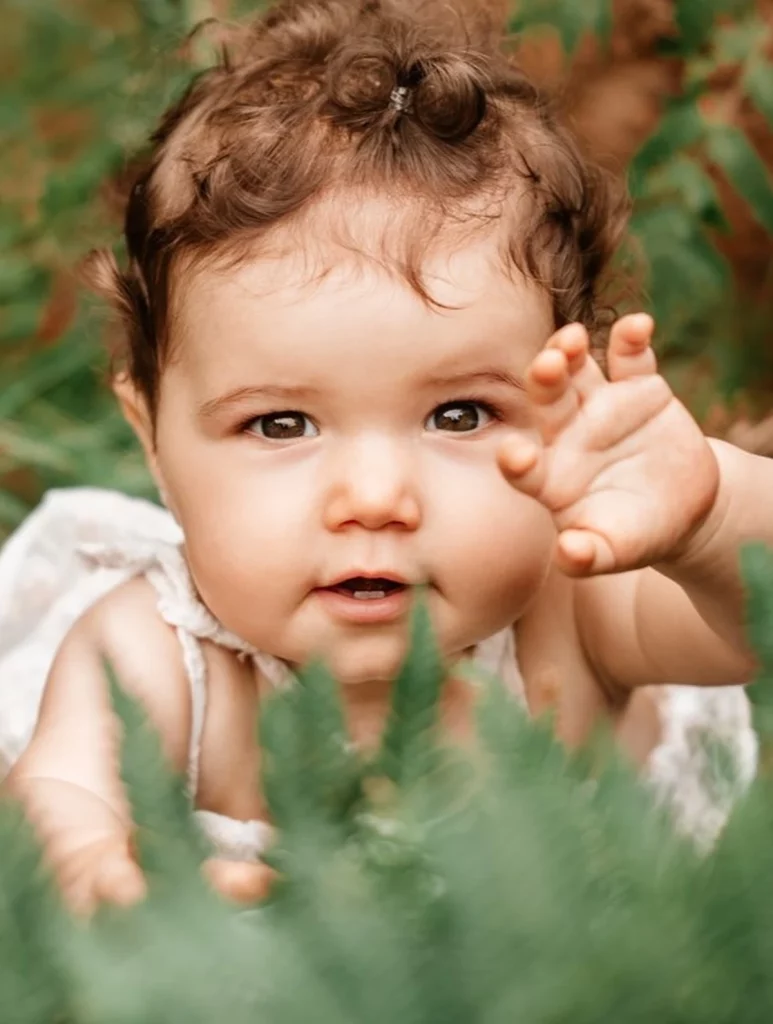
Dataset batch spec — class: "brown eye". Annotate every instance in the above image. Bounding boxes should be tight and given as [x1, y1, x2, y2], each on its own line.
[427, 402, 492, 433]
[249, 412, 318, 441]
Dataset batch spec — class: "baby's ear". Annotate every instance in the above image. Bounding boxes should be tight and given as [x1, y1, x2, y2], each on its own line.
[113, 372, 154, 455]
[112, 373, 169, 506]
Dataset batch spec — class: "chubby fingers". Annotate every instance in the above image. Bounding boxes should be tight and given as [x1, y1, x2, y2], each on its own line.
[203, 857, 275, 905]
[606, 313, 656, 382]
[497, 444, 618, 577]
[497, 435, 547, 501]
[500, 323, 604, 492]
[526, 323, 605, 441]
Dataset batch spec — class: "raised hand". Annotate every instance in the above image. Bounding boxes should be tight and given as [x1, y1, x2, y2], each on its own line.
[498, 314, 719, 577]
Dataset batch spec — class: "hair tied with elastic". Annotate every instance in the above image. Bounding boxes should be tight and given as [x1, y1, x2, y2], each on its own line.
[388, 62, 425, 116]
[410, 54, 488, 143]
[388, 85, 413, 114]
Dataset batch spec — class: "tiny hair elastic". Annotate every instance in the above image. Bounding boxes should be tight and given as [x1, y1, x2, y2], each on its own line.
[388, 84, 414, 114]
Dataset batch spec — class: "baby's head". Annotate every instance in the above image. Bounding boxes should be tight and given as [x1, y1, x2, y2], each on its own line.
[86, 0, 627, 684]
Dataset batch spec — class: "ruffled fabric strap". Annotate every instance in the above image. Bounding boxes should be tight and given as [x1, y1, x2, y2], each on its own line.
[78, 537, 293, 800]
[78, 539, 290, 679]
[78, 539, 255, 652]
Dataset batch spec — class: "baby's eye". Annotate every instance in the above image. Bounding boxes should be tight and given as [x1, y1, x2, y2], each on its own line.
[247, 411, 319, 441]
[426, 401, 495, 433]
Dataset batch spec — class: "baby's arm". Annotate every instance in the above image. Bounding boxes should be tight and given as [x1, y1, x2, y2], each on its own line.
[575, 566, 754, 691]
[7, 578, 274, 914]
[5, 578, 192, 914]
[500, 316, 771, 691]
[654, 437, 773, 654]
[579, 439, 770, 690]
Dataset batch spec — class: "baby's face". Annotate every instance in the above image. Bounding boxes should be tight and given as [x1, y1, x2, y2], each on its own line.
[149, 229, 556, 685]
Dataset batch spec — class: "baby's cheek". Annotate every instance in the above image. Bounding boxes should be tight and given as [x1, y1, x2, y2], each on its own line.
[454, 492, 554, 625]
[175, 501, 305, 630]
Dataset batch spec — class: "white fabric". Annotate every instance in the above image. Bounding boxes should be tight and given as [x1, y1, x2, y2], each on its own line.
[0, 487, 758, 860]
[644, 685, 757, 850]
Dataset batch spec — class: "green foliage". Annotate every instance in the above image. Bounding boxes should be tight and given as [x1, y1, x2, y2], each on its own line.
[0, 0, 201, 537]
[633, 4, 773, 399]
[510, 0, 613, 53]
[514, 0, 773, 407]
[707, 125, 773, 235]
[108, 667, 211, 879]
[742, 544, 773, 740]
[0, 551, 768, 1021]
[0, 803, 73, 1024]
[669, 0, 751, 55]
[259, 658, 363, 843]
[370, 595, 445, 788]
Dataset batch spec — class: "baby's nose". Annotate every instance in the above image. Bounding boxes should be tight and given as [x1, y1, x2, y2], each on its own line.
[323, 436, 421, 531]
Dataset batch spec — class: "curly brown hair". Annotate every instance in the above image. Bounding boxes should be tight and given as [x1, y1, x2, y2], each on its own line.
[84, 0, 629, 419]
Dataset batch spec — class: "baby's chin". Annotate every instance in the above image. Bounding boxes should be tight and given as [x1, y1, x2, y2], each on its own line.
[307, 631, 414, 691]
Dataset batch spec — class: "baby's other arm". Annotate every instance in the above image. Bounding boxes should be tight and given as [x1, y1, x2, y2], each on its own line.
[577, 440, 770, 692]
[574, 567, 754, 692]
[4, 578, 193, 914]
[498, 314, 771, 692]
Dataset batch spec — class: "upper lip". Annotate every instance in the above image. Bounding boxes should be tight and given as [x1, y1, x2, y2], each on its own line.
[322, 570, 412, 588]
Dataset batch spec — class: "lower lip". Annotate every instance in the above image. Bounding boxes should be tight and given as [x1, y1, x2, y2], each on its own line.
[314, 587, 412, 624]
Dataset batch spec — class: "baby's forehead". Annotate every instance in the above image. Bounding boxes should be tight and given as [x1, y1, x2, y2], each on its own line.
[164, 195, 552, 392]
[180, 250, 546, 356]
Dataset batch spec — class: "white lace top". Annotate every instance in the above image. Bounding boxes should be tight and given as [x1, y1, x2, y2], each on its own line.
[0, 488, 759, 857]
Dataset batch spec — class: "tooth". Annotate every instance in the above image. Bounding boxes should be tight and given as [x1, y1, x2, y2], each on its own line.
[354, 591, 386, 600]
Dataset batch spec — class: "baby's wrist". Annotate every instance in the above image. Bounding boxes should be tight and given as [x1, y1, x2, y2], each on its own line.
[654, 439, 729, 578]
[655, 439, 743, 583]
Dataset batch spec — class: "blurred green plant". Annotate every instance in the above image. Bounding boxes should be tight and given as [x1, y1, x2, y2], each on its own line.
[631, 4, 773, 409]
[0, 0, 202, 534]
[0, 554, 771, 1023]
[513, 0, 773, 418]
[2, 0, 773, 539]
[511, 0, 614, 54]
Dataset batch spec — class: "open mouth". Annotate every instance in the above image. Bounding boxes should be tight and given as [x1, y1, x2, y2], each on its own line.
[328, 577, 407, 601]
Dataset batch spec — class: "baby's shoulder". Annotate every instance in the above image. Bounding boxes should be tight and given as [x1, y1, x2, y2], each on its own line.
[86, 574, 182, 667]
[78, 577, 195, 769]
[82, 578, 256, 785]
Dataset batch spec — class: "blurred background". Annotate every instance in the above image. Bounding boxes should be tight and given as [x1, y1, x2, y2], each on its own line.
[1, 0, 772, 542]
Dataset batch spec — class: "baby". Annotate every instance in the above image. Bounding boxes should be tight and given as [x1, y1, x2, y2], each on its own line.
[0, 0, 768, 915]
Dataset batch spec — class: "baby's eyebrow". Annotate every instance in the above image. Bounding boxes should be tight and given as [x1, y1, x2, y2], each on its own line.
[198, 369, 525, 420]
[422, 369, 526, 391]
[197, 384, 321, 420]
